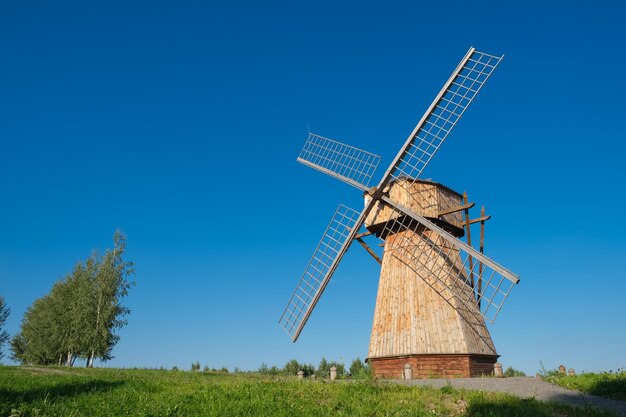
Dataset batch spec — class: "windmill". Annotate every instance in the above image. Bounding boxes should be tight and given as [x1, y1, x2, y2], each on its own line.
[279, 47, 520, 378]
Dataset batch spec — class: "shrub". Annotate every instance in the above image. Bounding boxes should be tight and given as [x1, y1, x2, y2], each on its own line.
[283, 359, 300, 376]
[504, 367, 526, 377]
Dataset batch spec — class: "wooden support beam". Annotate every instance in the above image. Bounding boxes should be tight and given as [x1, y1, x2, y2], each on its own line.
[462, 192, 475, 289]
[478, 206, 486, 308]
[438, 202, 475, 217]
[355, 237, 382, 265]
[356, 231, 373, 239]
[464, 215, 491, 225]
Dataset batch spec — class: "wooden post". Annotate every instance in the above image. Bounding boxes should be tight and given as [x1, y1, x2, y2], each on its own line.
[330, 366, 337, 381]
[403, 363, 413, 380]
[494, 362, 503, 378]
[297, 370, 304, 380]
[462, 192, 475, 289]
[478, 205, 485, 307]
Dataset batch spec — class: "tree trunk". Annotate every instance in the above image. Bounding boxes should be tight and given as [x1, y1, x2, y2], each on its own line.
[66, 351, 73, 367]
[90, 289, 103, 368]
[58, 353, 63, 367]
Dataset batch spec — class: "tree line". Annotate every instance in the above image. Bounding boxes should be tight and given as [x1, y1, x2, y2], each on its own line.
[258, 357, 371, 379]
[5, 231, 134, 367]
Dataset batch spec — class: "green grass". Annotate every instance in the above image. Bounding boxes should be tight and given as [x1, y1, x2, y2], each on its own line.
[0, 366, 619, 417]
[543, 370, 626, 401]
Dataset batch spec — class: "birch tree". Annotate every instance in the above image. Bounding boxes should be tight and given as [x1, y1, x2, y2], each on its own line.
[85, 231, 135, 367]
[0, 296, 9, 361]
[11, 231, 135, 367]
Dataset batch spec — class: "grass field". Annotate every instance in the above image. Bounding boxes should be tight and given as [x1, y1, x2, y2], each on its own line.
[0, 366, 620, 417]
[543, 370, 626, 402]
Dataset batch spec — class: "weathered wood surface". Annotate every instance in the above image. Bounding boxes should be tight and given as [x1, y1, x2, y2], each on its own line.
[369, 354, 497, 379]
[365, 178, 498, 379]
[368, 229, 496, 360]
[364, 179, 465, 230]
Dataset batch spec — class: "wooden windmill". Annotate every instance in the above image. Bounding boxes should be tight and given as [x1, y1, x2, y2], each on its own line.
[279, 47, 520, 378]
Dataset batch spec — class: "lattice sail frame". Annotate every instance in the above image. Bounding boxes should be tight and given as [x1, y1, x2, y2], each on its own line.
[297, 132, 382, 191]
[381, 49, 504, 197]
[280, 47, 519, 342]
[378, 196, 518, 323]
[279, 204, 360, 340]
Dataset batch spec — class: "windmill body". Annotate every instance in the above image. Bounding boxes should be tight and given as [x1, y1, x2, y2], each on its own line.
[365, 179, 497, 378]
[279, 47, 520, 379]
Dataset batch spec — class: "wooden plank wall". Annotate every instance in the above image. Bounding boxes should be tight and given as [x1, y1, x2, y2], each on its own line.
[365, 179, 464, 230]
[368, 229, 496, 360]
[369, 354, 497, 379]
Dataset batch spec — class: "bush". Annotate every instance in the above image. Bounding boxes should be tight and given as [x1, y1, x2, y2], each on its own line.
[504, 367, 526, 377]
[283, 359, 300, 376]
[353, 363, 373, 380]
[283, 359, 314, 377]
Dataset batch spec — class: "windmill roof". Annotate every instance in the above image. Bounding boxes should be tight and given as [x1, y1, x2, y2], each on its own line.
[391, 177, 463, 197]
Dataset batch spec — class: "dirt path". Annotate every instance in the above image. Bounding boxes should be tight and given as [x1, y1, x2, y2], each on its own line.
[393, 377, 626, 416]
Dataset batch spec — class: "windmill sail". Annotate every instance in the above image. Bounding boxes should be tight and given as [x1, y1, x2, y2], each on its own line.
[279, 204, 361, 341]
[297, 133, 381, 191]
[378, 196, 518, 323]
[378, 48, 503, 195]
[280, 47, 516, 343]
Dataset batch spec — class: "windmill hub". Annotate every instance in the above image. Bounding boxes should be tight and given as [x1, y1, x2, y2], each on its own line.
[279, 47, 520, 380]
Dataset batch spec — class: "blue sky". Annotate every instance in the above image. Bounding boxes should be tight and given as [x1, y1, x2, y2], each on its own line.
[1, 0, 625, 374]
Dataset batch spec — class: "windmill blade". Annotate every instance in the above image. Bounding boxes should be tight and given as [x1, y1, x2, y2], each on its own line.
[375, 48, 503, 195]
[297, 132, 382, 191]
[379, 196, 519, 323]
[279, 204, 362, 341]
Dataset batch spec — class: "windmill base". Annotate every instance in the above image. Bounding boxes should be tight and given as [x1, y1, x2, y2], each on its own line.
[368, 354, 499, 379]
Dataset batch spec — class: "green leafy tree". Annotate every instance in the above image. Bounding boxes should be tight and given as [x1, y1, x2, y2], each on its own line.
[10, 231, 135, 367]
[258, 362, 269, 374]
[301, 363, 315, 377]
[349, 357, 364, 376]
[191, 361, 201, 371]
[318, 357, 330, 378]
[9, 332, 26, 363]
[85, 231, 135, 367]
[11, 295, 64, 365]
[269, 365, 279, 376]
[0, 296, 9, 361]
[283, 359, 300, 376]
[504, 366, 527, 377]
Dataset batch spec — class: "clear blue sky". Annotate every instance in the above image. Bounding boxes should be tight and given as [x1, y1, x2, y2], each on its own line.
[1, 0, 625, 374]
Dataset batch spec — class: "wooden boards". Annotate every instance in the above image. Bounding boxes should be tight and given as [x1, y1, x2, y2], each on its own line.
[365, 179, 498, 378]
[368, 354, 498, 379]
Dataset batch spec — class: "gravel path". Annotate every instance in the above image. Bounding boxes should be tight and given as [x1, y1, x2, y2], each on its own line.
[392, 377, 626, 416]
